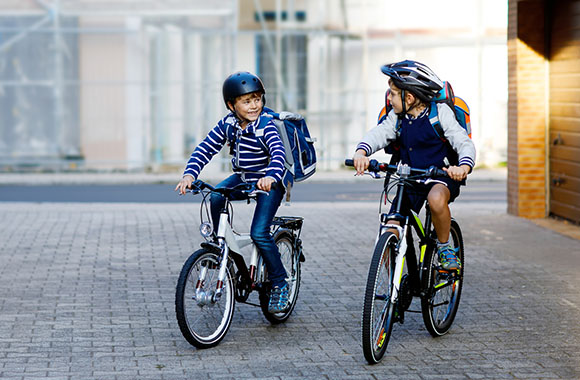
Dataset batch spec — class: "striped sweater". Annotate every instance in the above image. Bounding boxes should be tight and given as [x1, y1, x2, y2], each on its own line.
[183, 113, 286, 182]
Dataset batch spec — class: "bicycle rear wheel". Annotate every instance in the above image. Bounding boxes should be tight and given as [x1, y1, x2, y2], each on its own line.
[361, 232, 398, 364]
[175, 248, 235, 348]
[421, 219, 464, 337]
[259, 231, 301, 324]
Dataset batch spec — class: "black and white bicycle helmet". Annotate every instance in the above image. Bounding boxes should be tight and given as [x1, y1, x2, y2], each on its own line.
[381, 60, 443, 103]
[222, 71, 266, 111]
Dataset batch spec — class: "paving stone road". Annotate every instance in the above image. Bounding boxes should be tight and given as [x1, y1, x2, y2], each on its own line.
[0, 199, 579, 380]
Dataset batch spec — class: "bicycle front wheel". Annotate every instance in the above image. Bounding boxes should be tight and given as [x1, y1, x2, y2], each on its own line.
[361, 232, 398, 364]
[175, 248, 235, 348]
[421, 219, 464, 337]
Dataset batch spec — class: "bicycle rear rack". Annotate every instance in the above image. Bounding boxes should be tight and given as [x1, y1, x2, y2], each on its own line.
[272, 216, 304, 231]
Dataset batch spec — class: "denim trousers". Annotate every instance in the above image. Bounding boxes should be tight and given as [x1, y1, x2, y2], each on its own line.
[210, 174, 288, 287]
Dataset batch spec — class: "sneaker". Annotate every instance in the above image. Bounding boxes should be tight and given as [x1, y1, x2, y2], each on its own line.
[268, 283, 290, 314]
[438, 245, 461, 270]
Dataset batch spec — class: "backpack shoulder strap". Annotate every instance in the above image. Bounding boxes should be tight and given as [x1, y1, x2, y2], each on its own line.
[254, 113, 273, 150]
[224, 120, 237, 143]
[395, 115, 403, 135]
[428, 102, 446, 141]
[226, 122, 240, 156]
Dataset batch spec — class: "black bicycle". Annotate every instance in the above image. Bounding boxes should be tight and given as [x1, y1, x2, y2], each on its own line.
[345, 159, 464, 364]
[175, 180, 305, 348]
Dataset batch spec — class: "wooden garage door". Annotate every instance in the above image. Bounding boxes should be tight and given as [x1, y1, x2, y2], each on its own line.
[549, 0, 580, 223]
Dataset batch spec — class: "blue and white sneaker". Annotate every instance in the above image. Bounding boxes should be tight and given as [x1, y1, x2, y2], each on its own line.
[438, 245, 461, 270]
[268, 283, 290, 313]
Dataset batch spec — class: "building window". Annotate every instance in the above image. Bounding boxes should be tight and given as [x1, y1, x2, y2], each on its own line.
[256, 34, 307, 111]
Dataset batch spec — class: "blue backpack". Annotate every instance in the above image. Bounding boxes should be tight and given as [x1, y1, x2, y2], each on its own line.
[225, 108, 317, 183]
[260, 108, 317, 182]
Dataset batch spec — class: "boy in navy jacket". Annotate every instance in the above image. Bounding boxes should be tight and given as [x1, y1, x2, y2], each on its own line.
[353, 60, 476, 270]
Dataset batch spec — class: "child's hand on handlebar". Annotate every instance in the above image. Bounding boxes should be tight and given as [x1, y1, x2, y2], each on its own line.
[257, 176, 275, 192]
[175, 175, 194, 195]
[353, 150, 370, 175]
[443, 165, 470, 182]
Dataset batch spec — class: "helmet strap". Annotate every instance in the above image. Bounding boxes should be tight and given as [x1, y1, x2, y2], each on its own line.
[231, 105, 248, 125]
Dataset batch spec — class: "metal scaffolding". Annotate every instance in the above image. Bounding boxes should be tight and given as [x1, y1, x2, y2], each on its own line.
[0, 0, 507, 172]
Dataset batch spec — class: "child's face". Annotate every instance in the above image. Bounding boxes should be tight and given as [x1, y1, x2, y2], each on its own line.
[230, 92, 263, 122]
[387, 82, 404, 114]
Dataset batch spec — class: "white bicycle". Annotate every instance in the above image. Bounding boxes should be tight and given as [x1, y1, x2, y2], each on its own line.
[175, 179, 305, 348]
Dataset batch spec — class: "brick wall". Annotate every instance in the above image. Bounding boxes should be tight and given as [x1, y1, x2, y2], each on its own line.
[507, 0, 548, 218]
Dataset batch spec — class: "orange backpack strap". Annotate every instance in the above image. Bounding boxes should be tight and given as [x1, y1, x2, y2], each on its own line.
[378, 106, 388, 124]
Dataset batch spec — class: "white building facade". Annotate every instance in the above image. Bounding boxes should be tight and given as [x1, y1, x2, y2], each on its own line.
[0, 0, 507, 172]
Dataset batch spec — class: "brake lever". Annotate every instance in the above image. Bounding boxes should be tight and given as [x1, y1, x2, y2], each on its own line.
[363, 171, 382, 179]
[249, 189, 269, 196]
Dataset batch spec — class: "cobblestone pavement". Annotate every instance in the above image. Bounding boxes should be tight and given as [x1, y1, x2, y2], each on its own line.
[0, 200, 579, 380]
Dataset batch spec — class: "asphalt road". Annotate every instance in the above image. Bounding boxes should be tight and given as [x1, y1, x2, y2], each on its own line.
[0, 180, 505, 203]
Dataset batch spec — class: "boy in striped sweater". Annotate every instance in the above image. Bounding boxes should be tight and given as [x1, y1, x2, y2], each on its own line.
[175, 72, 290, 313]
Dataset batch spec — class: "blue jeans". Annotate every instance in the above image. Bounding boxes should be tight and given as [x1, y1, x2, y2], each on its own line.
[210, 174, 288, 287]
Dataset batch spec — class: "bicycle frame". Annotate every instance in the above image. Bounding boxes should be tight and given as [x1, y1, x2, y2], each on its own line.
[196, 192, 303, 304]
[196, 200, 267, 303]
[377, 164, 438, 305]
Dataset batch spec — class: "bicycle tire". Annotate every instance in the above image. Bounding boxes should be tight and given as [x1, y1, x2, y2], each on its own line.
[259, 231, 301, 324]
[421, 219, 464, 337]
[361, 232, 398, 364]
[175, 248, 235, 348]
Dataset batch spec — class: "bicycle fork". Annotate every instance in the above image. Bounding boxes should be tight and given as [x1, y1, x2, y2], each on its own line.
[388, 223, 409, 305]
[195, 212, 232, 304]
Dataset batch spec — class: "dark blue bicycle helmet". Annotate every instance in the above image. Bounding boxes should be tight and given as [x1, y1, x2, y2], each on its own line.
[222, 71, 266, 111]
[380, 60, 443, 103]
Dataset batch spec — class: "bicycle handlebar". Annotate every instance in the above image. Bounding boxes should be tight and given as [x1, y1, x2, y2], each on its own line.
[344, 159, 448, 178]
[189, 179, 266, 197]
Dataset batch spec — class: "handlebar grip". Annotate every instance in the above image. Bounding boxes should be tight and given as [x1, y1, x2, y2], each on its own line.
[368, 159, 381, 172]
[191, 179, 204, 190]
[344, 158, 382, 172]
[426, 166, 448, 178]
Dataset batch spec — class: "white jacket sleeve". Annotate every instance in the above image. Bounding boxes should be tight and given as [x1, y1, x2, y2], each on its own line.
[355, 110, 399, 156]
[437, 103, 476, 169]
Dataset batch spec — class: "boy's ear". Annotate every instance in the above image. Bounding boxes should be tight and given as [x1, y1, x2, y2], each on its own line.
[226, 100, 234, 112]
